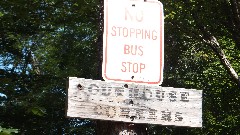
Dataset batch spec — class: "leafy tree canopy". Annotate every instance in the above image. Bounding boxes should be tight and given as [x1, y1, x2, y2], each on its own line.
[0, 0, 239, 134]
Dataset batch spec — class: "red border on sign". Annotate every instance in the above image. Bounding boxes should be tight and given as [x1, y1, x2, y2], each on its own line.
[103, 0, 163, 85]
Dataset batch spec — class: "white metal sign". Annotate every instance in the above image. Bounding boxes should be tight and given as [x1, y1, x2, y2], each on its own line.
[102, 0, 164, 85]
[67, 78, 202, 127]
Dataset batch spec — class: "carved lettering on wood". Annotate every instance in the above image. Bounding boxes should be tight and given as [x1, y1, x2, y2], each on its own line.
[67, 77, 202, 127]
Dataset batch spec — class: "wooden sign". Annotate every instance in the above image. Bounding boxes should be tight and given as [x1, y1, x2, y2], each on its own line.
[67, 77, 202, 127]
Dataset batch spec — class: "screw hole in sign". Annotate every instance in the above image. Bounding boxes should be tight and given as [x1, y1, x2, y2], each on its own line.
[129, 100, 134, 105]
[132, 4, 135, 7]
[77, 84, 83, 90]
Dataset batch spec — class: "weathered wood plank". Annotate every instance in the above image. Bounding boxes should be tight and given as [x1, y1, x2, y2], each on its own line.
[67, 77, 202, 127]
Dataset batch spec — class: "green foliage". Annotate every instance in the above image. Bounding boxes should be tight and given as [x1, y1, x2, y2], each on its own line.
[158, 0, 240, 134]
[0, 126, 18, 135]
[0, 0, 97, 134]
[0, 0, 239, 134]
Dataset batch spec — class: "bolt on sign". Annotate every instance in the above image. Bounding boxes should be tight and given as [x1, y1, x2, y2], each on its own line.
[67, 78, 202, 127]
[102, 0, 164, 85]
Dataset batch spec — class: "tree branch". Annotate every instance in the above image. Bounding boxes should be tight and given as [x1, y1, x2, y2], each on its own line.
[191, 10, 240, 87]
[206, 35, 239, 85]
[198, 25, 239, 87]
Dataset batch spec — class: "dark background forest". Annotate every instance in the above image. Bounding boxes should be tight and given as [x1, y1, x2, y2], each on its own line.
[0, 0, 240, 134]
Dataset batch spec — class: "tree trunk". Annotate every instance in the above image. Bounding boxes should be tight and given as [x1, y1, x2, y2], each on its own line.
[95, 0, 147, 134]
[96, 121, 147, 135]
